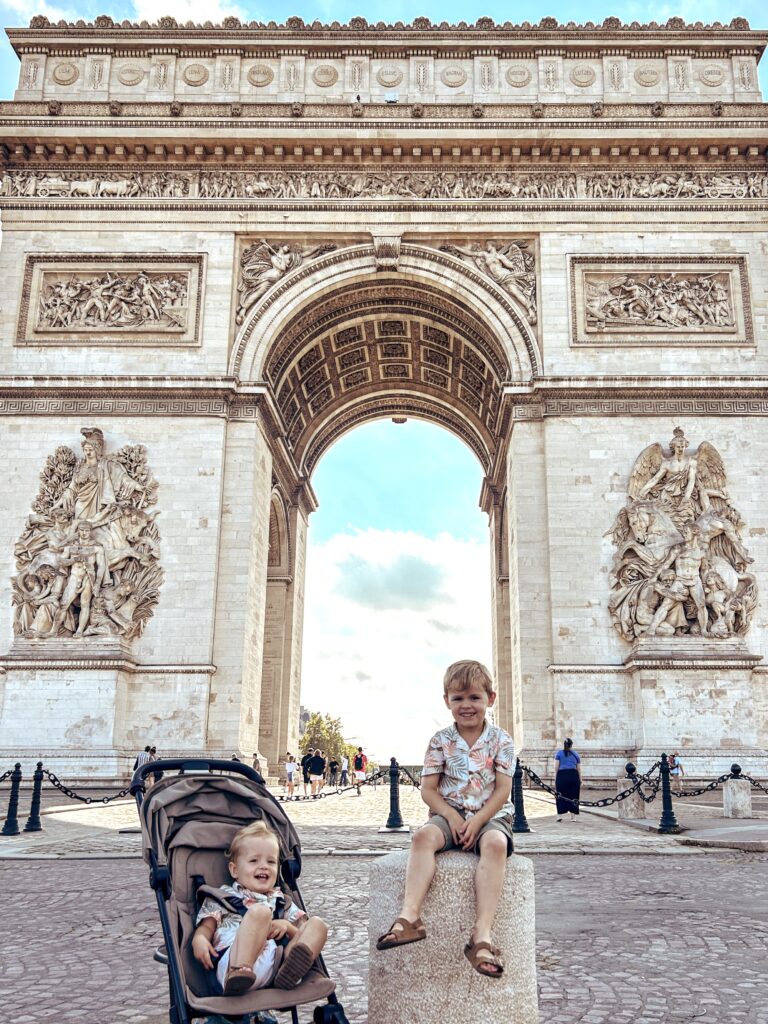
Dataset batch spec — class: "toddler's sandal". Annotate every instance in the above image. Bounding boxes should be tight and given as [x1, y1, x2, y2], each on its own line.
[223, 964, 257, 996]
[464, 939, 504, 978]
[273, 941, 315, 989]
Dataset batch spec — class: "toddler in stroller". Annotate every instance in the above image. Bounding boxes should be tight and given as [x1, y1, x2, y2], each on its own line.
[193, 820, 328, 995]
[132, 757, 349, 1024]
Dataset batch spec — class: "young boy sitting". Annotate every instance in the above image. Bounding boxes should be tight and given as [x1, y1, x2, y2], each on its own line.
[376, 659, 515, 978]
[192, 820, 328, 995]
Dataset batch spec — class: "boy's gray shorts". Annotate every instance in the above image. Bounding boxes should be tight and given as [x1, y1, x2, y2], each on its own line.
[426, 810, 514, 856]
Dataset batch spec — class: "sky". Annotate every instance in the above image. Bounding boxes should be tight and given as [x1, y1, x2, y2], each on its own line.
[1, 0, 766, 761]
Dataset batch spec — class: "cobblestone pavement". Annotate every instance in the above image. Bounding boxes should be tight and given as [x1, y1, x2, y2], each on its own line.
[3, 851, 767, 1024]
[0, 786, 704, 859]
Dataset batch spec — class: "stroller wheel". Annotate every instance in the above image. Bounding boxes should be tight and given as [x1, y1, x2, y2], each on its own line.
[153, 943, 168, 965]
[313, 1004, 350, 1024]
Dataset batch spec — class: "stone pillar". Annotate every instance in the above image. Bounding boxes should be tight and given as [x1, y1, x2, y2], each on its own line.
[369, 850, 538, 1024]
[506, 418, 555, 764]
[617, 775, 647, 819]
[487, 493, 513, 736]
[723, 778, 753, 818]
[209, 416, 273, 759]
[258, 505, 307, 772]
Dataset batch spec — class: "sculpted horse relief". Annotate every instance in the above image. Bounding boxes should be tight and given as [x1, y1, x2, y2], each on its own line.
[607, 428, 757, 643]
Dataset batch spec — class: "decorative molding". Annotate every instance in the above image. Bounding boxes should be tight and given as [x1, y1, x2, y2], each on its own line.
[0, 397, 232, 416]
[3, 167, 767, 206]
[569, 255, 752, 347]
[541, 398, 768, 417]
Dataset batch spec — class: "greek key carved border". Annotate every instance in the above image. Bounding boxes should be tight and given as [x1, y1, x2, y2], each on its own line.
[539, 398, 768, 416]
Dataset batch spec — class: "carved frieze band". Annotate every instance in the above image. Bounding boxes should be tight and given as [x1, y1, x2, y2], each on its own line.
[2, 167, 767, 204]
[569, 255, 752, 347]
[16, 253, 206, 347]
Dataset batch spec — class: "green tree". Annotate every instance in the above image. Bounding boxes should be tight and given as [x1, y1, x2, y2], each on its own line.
[299, 712, 356, 765]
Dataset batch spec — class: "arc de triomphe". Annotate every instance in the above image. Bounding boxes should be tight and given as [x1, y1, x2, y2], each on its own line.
[0, 15, 766, 777]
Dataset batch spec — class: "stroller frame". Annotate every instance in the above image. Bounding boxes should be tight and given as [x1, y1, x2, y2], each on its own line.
[131, 758, 350, 1024]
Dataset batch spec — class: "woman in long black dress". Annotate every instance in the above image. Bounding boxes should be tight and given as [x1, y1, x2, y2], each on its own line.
[553, 738, 581, 821]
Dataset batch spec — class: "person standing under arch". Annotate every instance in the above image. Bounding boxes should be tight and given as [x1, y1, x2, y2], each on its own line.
[554, 738, 581, 822]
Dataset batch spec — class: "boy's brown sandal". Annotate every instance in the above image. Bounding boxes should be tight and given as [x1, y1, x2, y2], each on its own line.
[375, 916, 427, 950]
[464, 939, 504, 978]
[223, 964, 257, 996]
[273, 940, 315, 989]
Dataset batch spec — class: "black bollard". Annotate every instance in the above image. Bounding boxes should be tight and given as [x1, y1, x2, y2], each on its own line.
[730, 763, 742, 778]
[23, 762, 44, 833]
[657, 752, 682, 834]
[1, 763, 23, 837]
[384, 757, 404, 829]
[625, 762, 636, 778]
[512, 757, 531, 833]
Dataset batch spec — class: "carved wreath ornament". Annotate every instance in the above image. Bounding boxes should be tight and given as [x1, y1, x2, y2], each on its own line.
[11, 428, 163, 641]
[607, 428, 757, 642]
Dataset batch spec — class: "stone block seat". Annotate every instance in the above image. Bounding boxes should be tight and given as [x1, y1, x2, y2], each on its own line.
[368, 849, 538, 1024]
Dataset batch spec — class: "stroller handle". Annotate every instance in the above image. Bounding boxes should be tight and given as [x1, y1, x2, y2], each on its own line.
[130, 757, 265, 795]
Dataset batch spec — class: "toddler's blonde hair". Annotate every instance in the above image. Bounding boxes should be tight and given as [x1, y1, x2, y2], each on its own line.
[443, 659, 495, 697]
[226, 819, 280, 862]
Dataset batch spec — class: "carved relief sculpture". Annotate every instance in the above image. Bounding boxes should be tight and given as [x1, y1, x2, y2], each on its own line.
[3, 168, 767, 203]
[36, 269, 189, 332]
[570, 256, 751, 347]
[584, 271, 735, 332]
[607, 428, 757, 642]
[440, 240, 537, 324]
[235, 239, 336, 323]
[17, 255, 205, 347]
[12, 428, 163, 640]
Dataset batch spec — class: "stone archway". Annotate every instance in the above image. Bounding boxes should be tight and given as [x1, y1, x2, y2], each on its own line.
[236, 243, 537, 766]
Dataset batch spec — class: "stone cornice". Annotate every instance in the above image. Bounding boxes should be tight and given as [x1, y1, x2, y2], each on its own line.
[9, 15, 766, 55]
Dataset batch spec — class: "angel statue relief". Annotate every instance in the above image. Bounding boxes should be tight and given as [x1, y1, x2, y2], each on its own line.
[440, 240, 537, 325]
[235, 239, 336, 324]
[11, 427, 163, 642]
[607, 428, 757, 643]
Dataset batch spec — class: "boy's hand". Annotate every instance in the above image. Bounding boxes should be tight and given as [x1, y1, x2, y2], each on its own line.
[191, 932, 217, 970]
[458, 814, 484, 850]
[446, 808, 465, 845]
[268, 919, 296, 941]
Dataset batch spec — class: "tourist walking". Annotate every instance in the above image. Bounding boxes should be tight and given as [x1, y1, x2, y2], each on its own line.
[669, 751, 685, 795]
[353, 747, 368, 796]
[554, 738, 581, 821]
[300, 750, 312, 797]
[340, 754, 349, 787]
[284, 752, 297, 799]
[308, 748, 325, 797]
[328, 756, 339, 788]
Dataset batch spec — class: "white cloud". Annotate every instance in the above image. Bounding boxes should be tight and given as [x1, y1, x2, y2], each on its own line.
[3, 0, 79, 23]
[301, 528, 493, 764]
[130, 0, 248, 24]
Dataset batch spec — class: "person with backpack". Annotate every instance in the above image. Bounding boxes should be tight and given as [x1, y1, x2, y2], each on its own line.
[353, 747, 368, 796]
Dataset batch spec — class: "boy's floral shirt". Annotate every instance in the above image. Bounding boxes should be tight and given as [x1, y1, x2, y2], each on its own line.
[196, 882, 306, 952]
[421, 720, 515, 818]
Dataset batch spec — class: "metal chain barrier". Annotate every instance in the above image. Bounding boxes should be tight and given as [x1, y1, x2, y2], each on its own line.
[0, 769, 14, 785]
[41, 767, 130, 804]
[671, 773, 734, 798]
[742, 774, 768, 796]
[520, 761, 662, 809]
[275, 767, 388, 802]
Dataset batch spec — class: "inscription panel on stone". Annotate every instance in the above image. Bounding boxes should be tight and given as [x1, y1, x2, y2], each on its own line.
[17, 253, 205, 346]
[569, 255, 752, 347]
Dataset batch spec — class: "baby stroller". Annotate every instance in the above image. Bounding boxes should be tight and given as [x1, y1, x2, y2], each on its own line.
[131, 758, 350, 1024]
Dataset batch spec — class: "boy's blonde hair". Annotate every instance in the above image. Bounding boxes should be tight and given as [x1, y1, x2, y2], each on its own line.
[226, 819, 280, 862]
[443, 659, 494, 697]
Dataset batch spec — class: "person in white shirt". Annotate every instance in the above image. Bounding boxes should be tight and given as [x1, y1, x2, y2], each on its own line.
[284, 753, 297, 799]
[340, 754, 349, 787]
